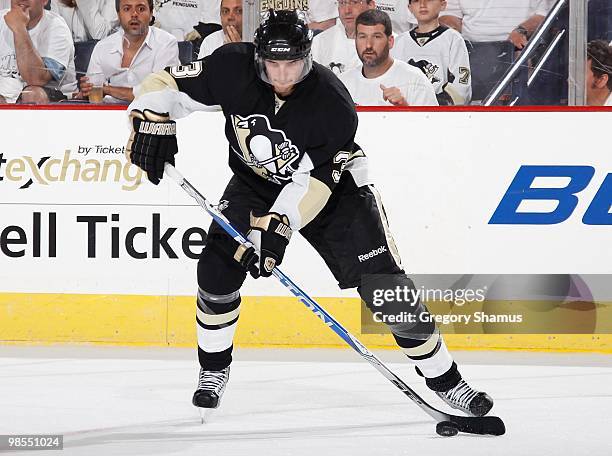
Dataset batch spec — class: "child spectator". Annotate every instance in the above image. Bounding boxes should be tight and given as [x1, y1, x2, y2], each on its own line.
[393, 0, 471, 105]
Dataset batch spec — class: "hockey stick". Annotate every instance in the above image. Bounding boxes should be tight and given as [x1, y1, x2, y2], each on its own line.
[164, 163, 505, 436]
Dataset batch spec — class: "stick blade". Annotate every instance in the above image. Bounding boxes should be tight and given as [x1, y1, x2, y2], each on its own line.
[448, 415, 506, 436]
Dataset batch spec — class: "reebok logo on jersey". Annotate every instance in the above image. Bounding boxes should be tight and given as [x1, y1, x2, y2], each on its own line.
[358, 246, 387, 263]
[139, 122, 176, 136]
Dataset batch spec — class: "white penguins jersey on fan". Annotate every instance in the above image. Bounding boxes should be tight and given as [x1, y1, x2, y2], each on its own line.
[306, 0, 338, 23]
[339, 59, 438, 106]
[153, 0, 206, 39]
[376, 0, 417, 34]
[392, 25, 472, 105]
[311, 22, 361, 75]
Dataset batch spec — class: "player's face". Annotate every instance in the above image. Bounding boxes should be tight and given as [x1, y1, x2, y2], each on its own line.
[264, 59, 305, 95]
[356, 24, 393, 68]
[408, 0, 447, 23]
[220, 0, 243, 37]
[118, 0, 151, 38]
[338, 0, 375, 37]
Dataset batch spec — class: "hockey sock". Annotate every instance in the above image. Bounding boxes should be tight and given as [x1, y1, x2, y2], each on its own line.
[394, 328, 456, 383]
[196, 287, 241, 371]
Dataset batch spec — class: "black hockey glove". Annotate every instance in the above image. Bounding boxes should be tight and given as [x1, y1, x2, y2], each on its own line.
[126, 109, 178, 185]
[247, 211, 292, 278]
[233, 243, 260, 278]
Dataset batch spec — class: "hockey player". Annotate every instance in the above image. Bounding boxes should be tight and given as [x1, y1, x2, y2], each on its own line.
[392, 0, 472, 105]
[125, 9, 493, 418]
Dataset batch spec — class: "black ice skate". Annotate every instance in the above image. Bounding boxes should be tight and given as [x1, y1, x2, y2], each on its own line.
[192, 367, 230, 409]
[436, 379, 494, 417]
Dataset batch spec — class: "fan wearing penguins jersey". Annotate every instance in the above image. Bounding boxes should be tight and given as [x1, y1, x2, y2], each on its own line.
[392, 0, 472, 105]
[125, 9, 494, 418]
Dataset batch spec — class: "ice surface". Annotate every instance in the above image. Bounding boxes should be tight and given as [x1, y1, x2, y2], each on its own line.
[0, 347, 610, 456]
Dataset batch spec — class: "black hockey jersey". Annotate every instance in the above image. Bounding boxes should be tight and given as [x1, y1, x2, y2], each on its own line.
[132, 42, 368, 230]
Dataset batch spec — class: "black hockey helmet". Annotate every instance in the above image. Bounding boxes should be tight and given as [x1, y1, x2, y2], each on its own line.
[254, 9, 314, 85]
[255, 9, 313, 60]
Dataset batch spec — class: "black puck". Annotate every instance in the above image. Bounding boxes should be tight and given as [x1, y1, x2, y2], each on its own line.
[436, 420, 459, 437]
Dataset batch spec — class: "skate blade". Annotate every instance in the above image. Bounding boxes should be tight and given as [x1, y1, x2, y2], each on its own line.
[196, 407, 215, 424]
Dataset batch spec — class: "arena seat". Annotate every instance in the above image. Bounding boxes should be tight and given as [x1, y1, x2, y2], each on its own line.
[74, 40, 99, 77]
[178, 41, 194, 65]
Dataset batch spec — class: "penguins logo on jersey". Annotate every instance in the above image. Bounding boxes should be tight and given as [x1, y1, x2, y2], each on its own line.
[231, 114, 300, 184]
[408, 59, 440, 84]
[329, 62, 346, 74]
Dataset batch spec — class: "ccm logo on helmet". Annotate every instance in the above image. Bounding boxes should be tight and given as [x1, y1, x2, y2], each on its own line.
[270, 47, 291, 52]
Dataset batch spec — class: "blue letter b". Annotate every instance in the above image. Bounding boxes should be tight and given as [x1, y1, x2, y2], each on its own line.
[489, 165, 594, 225]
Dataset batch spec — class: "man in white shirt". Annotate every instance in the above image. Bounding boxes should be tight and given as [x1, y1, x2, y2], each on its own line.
[0, 0, 76, 104]
[393, 0, 471, 105]
[50, 0, 118, 42]
[311, 0, 376, 75]
[585, 40, 612, 106]
[339, 9, 438, 105]
[197, 0, 241, 59]
[439, 0, 550, 48]
[76, 0, 179, 103]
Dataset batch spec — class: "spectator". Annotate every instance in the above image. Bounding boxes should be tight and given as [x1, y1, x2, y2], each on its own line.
[306, 0, 338, 32]
[339, 9, 438, 105]
[197, 0, 241, 59]
[439, 0, 550, 49]
[376, 0, 417, 33]
[586, 40, 612, 106]
[153, 0, 206, 41]
[75, 0, 179, 103]
[311, 0, 376, 75]
[49, 0, 118, 42]
[393, 0, 471, 105]
[0, 0, 76, 104]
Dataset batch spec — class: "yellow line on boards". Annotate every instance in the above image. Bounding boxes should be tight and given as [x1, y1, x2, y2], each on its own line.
[1, 293, 611, 352]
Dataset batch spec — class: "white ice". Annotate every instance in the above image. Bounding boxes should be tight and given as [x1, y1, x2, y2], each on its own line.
[0, 347, 610, 456]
